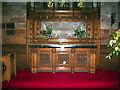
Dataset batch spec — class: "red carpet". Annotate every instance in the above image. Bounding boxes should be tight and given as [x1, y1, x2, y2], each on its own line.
[2, 69, 120, 89]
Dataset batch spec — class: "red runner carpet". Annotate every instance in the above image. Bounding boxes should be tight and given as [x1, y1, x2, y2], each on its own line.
[2, 69, 120, 89]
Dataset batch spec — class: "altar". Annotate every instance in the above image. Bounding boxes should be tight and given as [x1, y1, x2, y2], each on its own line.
[30, 44, 97, 73]
[26, 2, 100, 73]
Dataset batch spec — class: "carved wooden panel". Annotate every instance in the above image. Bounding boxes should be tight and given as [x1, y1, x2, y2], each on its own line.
[56, 49, 71, 67]
[87, 22, 93, 38]
[58, 54, 69, 65]
[39, 54, 50, 66]
[76, 54, 87, 64]
[75, 51, 88, 67]
[31, 48, 96, 73]
[38, 49, 52, 68]
[27, 10, 99, 44]
[74, 49, 89, 71]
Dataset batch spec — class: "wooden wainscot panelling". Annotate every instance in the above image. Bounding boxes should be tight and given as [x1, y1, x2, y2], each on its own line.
[100, 45, 119, 70]
[2, 44, 27, 70]
[16, 53, 27, 70]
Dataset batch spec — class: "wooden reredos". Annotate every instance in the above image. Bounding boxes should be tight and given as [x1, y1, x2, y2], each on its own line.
[26, 2, 100, 68]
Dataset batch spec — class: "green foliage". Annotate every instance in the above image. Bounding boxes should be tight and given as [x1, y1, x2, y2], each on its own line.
[59, 0, 68, 8]
[77, 0, 85, 8]
[40, 27, 52, 40]
[47, 2, 54, 8]
[47, 0, 85, 9]
[74, 29, 86, 39]
[106, 29, 120, 59]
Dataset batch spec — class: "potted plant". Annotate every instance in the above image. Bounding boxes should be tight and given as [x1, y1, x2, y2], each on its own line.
[74, 28, 86, 40]
[40, 24, 52, 40]
[106, 28, 120, 59]
[41, 24, 52, 40]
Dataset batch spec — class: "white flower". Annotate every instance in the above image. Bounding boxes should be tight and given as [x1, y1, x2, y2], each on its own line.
[115, 47, 120, 51]
[109, 40, 116, 46]
[43, 24, 47, 31]
[106, 55, 111, 59]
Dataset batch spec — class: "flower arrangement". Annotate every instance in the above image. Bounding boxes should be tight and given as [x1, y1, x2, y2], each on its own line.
[106, 29, 120, 59]
[47, 0, 85, 9]
[59, 0, 68, 9]
[41, 24, 52, 40]
[74, 28, 86, 40]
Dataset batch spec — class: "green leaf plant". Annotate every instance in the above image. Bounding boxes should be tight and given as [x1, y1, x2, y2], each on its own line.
[74, 28, 86, 40]
[106, 29, 120, 59]
[47, 0, 85, 9]
[41, 25, 52, 40]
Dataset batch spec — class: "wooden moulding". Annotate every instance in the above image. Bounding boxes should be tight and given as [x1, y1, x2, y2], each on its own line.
[48, 38, 79, 42]
[33, 38, 94, 44]
[29, 10, 98, 21]
[31, 53, 37, 73]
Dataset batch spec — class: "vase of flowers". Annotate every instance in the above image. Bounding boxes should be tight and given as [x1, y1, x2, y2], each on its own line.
[74, 28, 86, 40]
[106, 28, 120, 59]
[41, 24, 52, 40]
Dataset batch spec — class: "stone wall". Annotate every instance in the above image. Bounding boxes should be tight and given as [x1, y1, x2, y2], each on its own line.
[100, 2, 118, 29]
[2, 2, 27, 70]
[100, 2, 119, 45]
[118, 1, 120, 27]
[2, 2, 26, 44]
